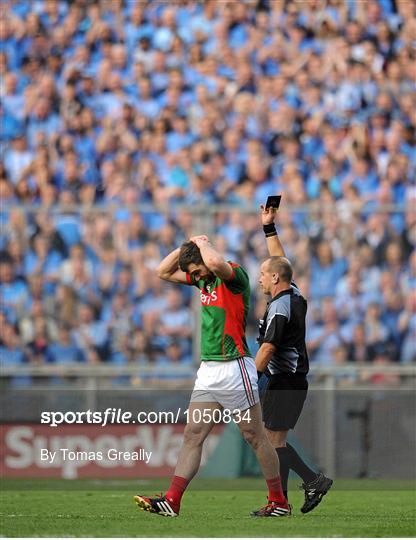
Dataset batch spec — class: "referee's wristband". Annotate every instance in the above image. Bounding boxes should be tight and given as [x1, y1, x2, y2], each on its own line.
[263, 223, 277, 237]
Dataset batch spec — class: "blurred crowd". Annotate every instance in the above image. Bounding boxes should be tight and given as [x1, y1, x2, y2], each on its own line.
[0, 0, 415, 383]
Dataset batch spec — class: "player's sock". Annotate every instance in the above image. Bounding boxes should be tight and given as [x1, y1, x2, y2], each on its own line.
[165, 475, 189, 511]
[286, 443, 317, 484]
[266, 476, 286, 504]
[276, 446, 290, 501]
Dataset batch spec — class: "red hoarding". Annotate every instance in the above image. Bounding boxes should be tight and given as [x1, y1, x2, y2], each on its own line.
[0, 424, 224, 479]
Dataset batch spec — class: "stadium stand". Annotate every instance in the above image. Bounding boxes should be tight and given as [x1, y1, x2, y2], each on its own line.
[0, 0, 414, 379]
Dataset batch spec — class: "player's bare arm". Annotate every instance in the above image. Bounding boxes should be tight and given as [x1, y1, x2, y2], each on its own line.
[191, 236, 234, 280]
[261, 205, 286, 257]
[255, 342, 277, 373]
[156, 247, 188, 284]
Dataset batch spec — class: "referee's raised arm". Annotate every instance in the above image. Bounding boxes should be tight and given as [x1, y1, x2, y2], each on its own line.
[260, 204, 286, 258]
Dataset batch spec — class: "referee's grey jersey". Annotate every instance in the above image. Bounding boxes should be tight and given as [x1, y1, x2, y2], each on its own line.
[257, 283, 309, 375]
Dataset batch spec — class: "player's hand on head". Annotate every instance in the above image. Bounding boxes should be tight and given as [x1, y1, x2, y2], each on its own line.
[190, 235, 210, 247]
[260, 204, 276, 225]
[190, 235, 209, 242]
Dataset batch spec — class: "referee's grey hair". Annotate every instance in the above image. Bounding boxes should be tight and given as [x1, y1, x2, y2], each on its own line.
[266, 256, 293, 283]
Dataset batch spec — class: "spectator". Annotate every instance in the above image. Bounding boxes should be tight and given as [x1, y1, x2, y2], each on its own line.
[72, 303, 108, 360]
[24, 233, 62, 289]
[48, 324, 85, 364]
[0, 322, 26, 365]
[364, 302, 393, 360]
[27, 316, 51, 364]
[155, 289, 192, 352]
[0, 322, 30, 386]
[310, 240, 347, 299]
[398, 290, 416, 364]
[347, 323, 371, 363]
[332, 345, 357, 386]
[307, 298, 347, 365]
[19, 298, 57, 345]
[4, 133, 34, 185]
[0, 257, 30, 321]
[101, 291, 133, 345]
[152, 339, 194, 384]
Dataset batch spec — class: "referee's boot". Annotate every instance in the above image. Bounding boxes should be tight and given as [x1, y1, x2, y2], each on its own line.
[300, 472, 333, 513]
[134, 493, 179, 517]
[251, 498, 291, 517]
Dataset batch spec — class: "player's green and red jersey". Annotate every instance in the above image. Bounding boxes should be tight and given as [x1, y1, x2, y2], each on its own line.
[186, 262, 252, 361]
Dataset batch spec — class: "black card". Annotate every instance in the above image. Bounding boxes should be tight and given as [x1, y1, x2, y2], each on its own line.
[265, 195, 281, 209]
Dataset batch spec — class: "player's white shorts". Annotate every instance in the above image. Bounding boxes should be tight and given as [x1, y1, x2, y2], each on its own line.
[190, 356, 259, 411]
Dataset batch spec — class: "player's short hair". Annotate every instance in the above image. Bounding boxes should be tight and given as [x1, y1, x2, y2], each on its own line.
[266, 256, 293, 283]
[178, 241, 204, 272]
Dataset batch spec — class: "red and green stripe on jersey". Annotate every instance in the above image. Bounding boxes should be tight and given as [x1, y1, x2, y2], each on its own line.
[186, 263, 252, 361]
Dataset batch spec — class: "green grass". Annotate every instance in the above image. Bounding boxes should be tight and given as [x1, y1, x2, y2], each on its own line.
[1, 478, 415, 537]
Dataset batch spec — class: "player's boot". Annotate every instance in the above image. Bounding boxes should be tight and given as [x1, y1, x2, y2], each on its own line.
[300, 472, 333, 513]
[251, 499, 291, 517]
[134, 493, 179, 517]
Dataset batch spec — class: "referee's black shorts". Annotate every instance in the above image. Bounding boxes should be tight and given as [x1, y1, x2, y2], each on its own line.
[261, 372, 308, 431]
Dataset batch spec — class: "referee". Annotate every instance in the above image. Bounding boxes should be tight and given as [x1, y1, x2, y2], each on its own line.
[254, 204, 333, 513]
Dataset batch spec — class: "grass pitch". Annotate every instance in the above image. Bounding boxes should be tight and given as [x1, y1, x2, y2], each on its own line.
[1, 478, 415, 537]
